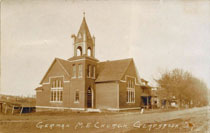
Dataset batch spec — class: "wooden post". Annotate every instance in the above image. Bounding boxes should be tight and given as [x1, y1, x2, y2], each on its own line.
[5, 104, 7, 114]
[0, 103, 2, 113]
[147, 96, 149, 109]
[12, 105, 15, 115]
[20, 107, 23, 115]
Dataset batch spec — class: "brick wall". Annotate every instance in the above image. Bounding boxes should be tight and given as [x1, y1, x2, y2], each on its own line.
[95, 82, 119, 109]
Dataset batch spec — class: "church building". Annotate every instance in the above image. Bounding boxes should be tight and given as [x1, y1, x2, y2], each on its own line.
[35, 15, 144, 112]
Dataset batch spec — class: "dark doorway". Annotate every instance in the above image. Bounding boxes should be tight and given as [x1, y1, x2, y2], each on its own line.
[141, 96, 151, 108]
[87, 87, 92, 108]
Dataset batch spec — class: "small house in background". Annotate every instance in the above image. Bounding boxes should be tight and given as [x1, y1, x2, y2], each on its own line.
[150, 87, 160, 108]
[140, 79, 151, 109]
[140, 79, 159, 109]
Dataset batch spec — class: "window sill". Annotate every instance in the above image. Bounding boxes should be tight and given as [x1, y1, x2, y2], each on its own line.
[71, 77, 77, 79]
[87, 77, 95, 79]
[126, 102, 135, 104]
[127, 87, 135, 89]
[50, 101, 63, 103]
[51, 87, 63, 90]
[74, 101, 80, 104]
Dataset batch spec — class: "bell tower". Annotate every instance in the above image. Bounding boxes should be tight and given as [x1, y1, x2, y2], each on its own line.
[71, 12, 95, 58]
[69, 13, 98, 109]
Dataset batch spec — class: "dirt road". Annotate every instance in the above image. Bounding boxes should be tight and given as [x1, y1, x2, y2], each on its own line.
[0, 106, 209, 133]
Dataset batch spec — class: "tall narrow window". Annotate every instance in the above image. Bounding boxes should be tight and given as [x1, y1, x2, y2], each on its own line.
[126, 90, 128, 103]
[132, 81, 134, 88]
[131, 91, 134, 102]
[52, 90, 57, 101]
[60, 90, 63, 101]
[78, 64, 82, 78]
[126, 78, 135, 103]
[87, 65, 89, 77]
[53, 81, 56, 88]
[92, 66, 95, 78]
[87, 65, 91, 78]
[75, 91, 79, 103]
[72, 64, 76, 78]
[56, 80, 58, 87]
[59, 80, 62, 87]
[51, 91, 53, 101]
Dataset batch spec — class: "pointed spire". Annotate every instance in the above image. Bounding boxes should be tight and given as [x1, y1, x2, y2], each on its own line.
[83, 12, 85, 18]
[75, 13, 92, 43]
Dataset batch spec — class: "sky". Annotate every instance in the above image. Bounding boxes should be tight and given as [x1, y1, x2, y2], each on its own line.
[1, 0, 210, 96]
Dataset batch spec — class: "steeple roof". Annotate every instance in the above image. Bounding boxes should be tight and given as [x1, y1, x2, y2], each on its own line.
[76, 16, 93, 43]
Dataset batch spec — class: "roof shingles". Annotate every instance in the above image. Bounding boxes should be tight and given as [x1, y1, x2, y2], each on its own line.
[95, 58, 133, 82]
[56, 58, 72, 75]
[40, 57, 138, 84]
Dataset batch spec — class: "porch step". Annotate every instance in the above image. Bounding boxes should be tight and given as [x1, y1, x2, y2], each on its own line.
[86, 108, 101, 113]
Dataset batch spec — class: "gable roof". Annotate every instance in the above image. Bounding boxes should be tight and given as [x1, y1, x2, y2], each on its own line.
[124, 60, 142, 84]
[40, 58, 71, 84]
[35, 86, 43, 91]
[95, 58, 133, 82]
[56, 58, 72, 75]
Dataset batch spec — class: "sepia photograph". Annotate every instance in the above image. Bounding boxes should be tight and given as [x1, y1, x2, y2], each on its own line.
[1, 0, 210, 132]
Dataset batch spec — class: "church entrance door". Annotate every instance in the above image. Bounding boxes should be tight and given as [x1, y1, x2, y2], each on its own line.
[87, 87, 92, 108]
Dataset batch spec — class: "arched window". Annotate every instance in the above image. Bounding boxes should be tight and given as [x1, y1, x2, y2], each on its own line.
[87, 47, 91, 56]
[77, 46, 82, 56]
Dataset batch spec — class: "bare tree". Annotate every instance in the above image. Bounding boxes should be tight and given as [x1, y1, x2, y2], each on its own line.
[155, 68, 209, 108]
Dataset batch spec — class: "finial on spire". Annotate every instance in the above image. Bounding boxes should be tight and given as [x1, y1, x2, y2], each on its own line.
[83, 12, 85, 18]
